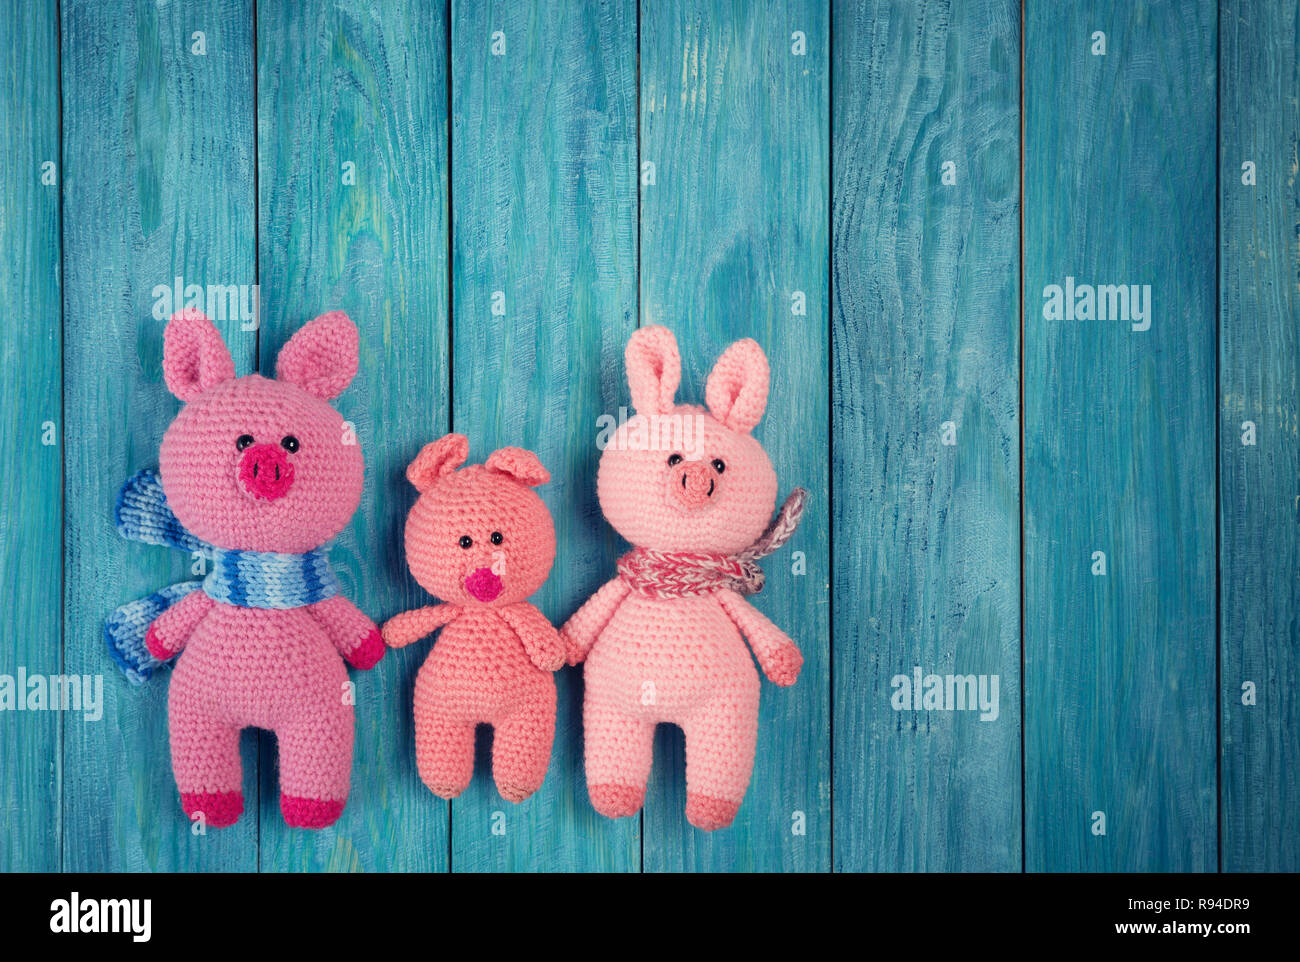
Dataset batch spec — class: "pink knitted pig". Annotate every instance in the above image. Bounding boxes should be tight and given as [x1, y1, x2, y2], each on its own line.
[561, 326, 806, 831]
[382, 434, 563, 803]
[111, 308, 384, 830]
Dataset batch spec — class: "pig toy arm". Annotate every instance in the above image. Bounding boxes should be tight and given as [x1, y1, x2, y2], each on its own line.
[145, 589, 215, 660]
[309, 595, 385, 670]
[560, 576, 631, 666]
[382, 604, 459, 649]
[716, 588, 803, 687]
[498, 603, 564, 672]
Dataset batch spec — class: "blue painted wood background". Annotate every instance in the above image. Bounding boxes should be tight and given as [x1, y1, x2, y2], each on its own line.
[1023, 0, 1220, 872]
[0, 0, 1294, 872]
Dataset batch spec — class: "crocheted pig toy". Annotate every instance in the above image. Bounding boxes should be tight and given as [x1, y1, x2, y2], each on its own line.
[104, 308, 384, 830]
[561, 326, 807, 831]
[382, 434, 563, 803]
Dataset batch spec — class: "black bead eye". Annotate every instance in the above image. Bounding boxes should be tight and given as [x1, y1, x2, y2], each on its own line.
[459, 535, 473, 549]
[490, 531, 503, 545]
[236, 434, 255, 451]
[711, 458, 726, 474]
[667, 453, 683, 466]
[280, 435, 300, 453]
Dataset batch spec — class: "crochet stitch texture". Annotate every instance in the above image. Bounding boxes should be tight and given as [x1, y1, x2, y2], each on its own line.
[561, 326, 805, 831]
[111, 309, 383, 830]
[383, 434, 564, 803]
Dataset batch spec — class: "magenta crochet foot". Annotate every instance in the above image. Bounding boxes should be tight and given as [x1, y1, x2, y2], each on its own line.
[180, 790, 244, 828]
[384, 435, 564, 805]
[562, 327, 808, 831]
[107, 309, 383, 830]
[589, 783, 645, 819]
[281, 794, 345, 829]
[685, 793, 742, 832]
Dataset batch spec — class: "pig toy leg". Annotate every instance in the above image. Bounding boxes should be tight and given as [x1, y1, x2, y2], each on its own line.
[491, 686, 557, 803]
[275, 703, 354, 829]
[680, 693, 760, 831]
[413, 707, 476, 800]
[583, 699, 656, 818]
[170, 689, 245, 828]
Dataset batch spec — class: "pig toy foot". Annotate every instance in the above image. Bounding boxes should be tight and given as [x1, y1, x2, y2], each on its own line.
[685, 793, 741, 831]
[180, 790, 244, 828]
[589, 783, 646, 819]
[280, 794, 345, 829]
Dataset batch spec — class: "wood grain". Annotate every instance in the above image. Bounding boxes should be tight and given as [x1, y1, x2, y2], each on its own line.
[256, 0, 451, 872]
[832, 0, 1022, 872]
[1219, 0, 1300, 873]
[449, 0, 639, 871]
[1023, 0, 1218, 871]
[639, 0, 831, 872]
[61, 0, 259, 870]
[0, 0, 62, 872]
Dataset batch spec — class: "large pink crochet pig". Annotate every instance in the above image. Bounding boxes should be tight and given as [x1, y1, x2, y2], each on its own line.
[113, 308, 384, 830]
[562, 326, 806, 831]
[382, 434, 563, 803]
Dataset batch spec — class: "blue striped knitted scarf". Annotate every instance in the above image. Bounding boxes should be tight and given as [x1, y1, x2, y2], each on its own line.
[105, 469, 339, 684]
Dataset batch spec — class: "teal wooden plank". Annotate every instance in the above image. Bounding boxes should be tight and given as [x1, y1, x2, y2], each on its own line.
[449, 0, 639, 872]
[0, 0, 61, 872]
[1219, 0, 1300, 873]
[1023, 0, 1217, 871]
[639, 0, 830, 871]
[255, 0, 451, 871]
[61, 0, 258, 870]
[832, 0, 1021, 872]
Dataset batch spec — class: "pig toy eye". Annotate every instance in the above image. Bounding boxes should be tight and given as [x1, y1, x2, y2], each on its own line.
[280, 435, 300, 453]
[459, 535, 473, 549]
[236, 434, 255, 451]
[490, 531, 503, 545]
[667, 453, 683, 466]
[711, 458, 726, 473]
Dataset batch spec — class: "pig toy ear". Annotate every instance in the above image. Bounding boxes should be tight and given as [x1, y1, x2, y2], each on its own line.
[705, 338, 770, 434]
[407, 433, 469, 493]
[163, 309, 236, 401]
[486, 447, 549, 487]
[625, 325, 680, 416]
[275, 311, 359, 400]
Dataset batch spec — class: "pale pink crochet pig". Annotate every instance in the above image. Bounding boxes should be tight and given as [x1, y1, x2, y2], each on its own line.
[134, 309, 383, 830]
[562, 326, 805, 831]
[382, 434, 563, 803]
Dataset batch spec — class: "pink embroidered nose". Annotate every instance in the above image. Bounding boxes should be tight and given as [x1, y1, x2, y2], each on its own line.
[465, 566, 502, 602]
[238, 443, 295, 501]
[670, 460, 717, 509]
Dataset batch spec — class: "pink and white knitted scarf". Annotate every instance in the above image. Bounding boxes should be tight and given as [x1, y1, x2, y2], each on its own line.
[618, 488, 808, 598]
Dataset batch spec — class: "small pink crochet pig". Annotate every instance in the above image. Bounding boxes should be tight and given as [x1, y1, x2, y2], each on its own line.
[382, 434, 563, 803]
[562, 326, 805, 831]
[123, 309, 383, 830]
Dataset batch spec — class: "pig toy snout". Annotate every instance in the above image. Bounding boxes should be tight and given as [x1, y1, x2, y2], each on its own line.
[465, 566, 503, 603]
[670, 459, 719, 509]
[238, 442, 295, 501]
